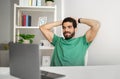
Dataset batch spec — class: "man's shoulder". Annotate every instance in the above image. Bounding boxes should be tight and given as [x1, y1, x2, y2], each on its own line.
[77, 35, 85, 39]
[54, 34, 63, 39]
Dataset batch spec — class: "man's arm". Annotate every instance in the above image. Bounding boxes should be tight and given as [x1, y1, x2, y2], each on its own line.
[80, 18, 100, 43]
[39, 21, 62, 42]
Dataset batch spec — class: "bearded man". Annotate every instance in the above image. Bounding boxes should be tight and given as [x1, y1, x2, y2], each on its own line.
[39, 17, 100, 66]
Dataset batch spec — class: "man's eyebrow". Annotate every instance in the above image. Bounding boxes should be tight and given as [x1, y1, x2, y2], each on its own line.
[68, 25, 72, 27]
[62, 26, 65, 28]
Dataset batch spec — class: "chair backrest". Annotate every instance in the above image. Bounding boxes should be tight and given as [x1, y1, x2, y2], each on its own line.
[84, 50, 88, 66]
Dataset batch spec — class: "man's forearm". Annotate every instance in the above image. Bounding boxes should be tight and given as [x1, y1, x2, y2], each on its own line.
[39, 21, 62, 42]
[39, 21, 62, 30]
[79, 18, 100, 42]
[80, 18, 100, 28]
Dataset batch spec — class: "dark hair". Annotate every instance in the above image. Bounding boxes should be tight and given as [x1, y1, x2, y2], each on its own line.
[62, 17, 77, 28]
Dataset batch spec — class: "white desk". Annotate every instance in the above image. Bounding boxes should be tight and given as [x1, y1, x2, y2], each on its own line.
[40, 65, 120, 79]
[0, 67, 19, 79]
[0, 65, 120, 79]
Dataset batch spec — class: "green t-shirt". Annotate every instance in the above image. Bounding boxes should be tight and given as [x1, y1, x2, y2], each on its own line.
[51, 34, 91, 66]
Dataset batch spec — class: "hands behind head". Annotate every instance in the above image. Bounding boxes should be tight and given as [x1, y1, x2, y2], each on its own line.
[70, 17, 79, 24]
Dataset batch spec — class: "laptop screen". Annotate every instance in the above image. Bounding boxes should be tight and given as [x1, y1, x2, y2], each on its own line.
[9, 42, 65, 79]
[9, 42, 41, 79]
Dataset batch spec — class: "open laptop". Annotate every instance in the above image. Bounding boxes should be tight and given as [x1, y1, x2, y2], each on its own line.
[9, 42, 65, 79]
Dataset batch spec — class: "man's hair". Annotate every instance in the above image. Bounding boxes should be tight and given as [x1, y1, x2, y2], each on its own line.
[62, 17, 77, 28]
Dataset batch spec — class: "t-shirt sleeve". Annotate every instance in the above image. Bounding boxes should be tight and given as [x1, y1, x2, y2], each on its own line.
[82, 34, 92, 47]
[51, 34, 60, 46]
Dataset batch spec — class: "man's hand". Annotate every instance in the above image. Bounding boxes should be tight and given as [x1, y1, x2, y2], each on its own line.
[70, 17, 79, 24]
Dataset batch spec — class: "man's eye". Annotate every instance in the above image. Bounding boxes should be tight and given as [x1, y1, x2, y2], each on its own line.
[62, 27, 65, 29]
[68, 26, 72, 28]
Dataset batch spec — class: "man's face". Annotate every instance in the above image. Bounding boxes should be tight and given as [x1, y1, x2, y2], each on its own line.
[62, 22, 76, 40]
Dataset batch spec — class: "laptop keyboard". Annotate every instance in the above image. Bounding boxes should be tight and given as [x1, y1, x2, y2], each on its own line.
[42, 75, 53, 79]
[41, 70, 65, 79]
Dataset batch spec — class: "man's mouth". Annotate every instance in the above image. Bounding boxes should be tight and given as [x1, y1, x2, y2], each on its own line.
[65, 33, 70, 35]
[64, 32, 71, 35]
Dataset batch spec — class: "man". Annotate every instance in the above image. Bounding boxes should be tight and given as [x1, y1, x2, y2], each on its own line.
[39, 17, 100, 66]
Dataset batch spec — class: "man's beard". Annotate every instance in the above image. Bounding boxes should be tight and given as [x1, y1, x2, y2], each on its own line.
[63, 31, 75, 40]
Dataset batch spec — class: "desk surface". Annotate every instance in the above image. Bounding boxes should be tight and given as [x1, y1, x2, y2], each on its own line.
[0, 65, 120, 79]
[0, 67, 19, 79]
[41, 65, 120, 79]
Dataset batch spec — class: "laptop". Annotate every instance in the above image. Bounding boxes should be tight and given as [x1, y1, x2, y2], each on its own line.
[9, 42, 65, 79]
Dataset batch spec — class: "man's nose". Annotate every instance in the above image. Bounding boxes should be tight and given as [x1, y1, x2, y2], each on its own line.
[65, 28, 69, 31]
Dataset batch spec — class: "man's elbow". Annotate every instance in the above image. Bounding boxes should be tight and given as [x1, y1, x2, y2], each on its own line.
[95, 21, 100, 30]
[39, 25, 45, 31]
[97, 21, 100, 27]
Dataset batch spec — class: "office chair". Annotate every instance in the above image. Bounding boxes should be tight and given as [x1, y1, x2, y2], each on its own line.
[84, 50, 88, 66]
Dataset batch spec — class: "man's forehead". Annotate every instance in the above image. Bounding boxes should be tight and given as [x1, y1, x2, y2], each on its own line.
[63, 22, 73, 26]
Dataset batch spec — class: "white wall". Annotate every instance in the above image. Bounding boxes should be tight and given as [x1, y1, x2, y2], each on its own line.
[0, 0, 11, 43]
[64, 0, 120, 65]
